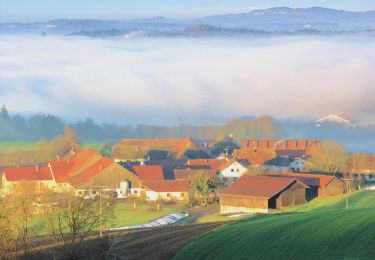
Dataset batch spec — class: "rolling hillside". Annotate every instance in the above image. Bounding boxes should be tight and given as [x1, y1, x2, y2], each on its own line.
[174, 190, 375, 260]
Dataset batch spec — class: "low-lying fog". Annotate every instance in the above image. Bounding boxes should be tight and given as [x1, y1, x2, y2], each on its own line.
[0, 35, 374, 124]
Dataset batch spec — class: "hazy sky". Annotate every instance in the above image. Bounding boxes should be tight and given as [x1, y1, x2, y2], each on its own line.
[1, 0, 375, 21]
[0, 35, 374, 125]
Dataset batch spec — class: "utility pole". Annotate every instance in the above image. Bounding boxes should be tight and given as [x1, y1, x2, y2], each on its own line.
[93, 185, 108, 238]
[342, 178, 353, 209]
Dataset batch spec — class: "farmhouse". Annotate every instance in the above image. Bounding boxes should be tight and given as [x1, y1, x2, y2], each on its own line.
[141, 180, 189, 202]
[219, 175, 308, 214]
[1, 165, 57, 193]
[273, 172, 344, 200]
[217, 158, 249, 185]
[112, 137, 210, 161]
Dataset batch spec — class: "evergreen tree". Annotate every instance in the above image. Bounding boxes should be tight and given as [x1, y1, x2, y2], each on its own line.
[0, 105, 9, 121]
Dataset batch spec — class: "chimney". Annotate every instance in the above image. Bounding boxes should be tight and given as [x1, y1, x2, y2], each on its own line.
[99, 165, 102, 171]
[35, 165, 39, 171]
[56, 154, 60, 162]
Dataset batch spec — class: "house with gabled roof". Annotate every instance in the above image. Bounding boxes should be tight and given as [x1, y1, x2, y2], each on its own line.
[315, 113, 357, 125]
[217, 158, 249, 185]
[1, 165, 57, 193]
[141, 180, 189, 202]
[219, 175, 308, 214]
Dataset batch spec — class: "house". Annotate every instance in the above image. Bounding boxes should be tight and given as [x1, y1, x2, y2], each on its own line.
[112, 137, 210, 161]
[315, 113, 357, 125]
[207, 135, 239, 157]
[1, 165, 57, 193]
[290, 158, 308, 172]
[263, 156, 291, 172]
[219, 175, 308, 214]
[173, 168, 217, 180]
[0, 148, 143, 198]
[141, 180, 189, 202]
[237, 139, 321, 159]
[273, 172, 344, 200]
[217, 158, 249, 185]
[187, 158, 227, 171]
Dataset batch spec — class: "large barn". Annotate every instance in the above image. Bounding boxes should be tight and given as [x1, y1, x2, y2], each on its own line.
[219, 175, 308, 214]
[273, 172, 344, 200]
[111, 137, 210, 161]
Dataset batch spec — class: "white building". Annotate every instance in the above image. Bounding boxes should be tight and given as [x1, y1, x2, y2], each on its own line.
[141, 180, 189, 202]
[217, 159, 249, 185]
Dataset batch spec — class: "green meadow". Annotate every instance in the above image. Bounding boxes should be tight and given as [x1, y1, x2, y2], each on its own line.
[0, 141, 105, 154]
[31, 201, 180, 236]
[0, 142, 37, 153]
[174, 190, 375, 260]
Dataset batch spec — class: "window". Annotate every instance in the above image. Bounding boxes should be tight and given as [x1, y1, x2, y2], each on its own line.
[236, 169, 240, 172]
[231, 169, 234, 172]
[181, 193, 184, 197]
[167, 193, 171, 197]
[133, 190, 138, 194]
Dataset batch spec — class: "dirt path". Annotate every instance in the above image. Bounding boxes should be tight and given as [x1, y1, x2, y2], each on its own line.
[178, 204, 219, 224]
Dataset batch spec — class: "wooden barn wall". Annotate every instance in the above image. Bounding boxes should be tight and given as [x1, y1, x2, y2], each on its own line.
[220, 194, 268, 209]
[275, 182, 306, 209]
[319, 178, 344, 197]
[77, 164, 141, 189]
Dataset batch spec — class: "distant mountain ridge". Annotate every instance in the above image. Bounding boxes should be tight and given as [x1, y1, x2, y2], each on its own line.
[1, 7, 374, 37]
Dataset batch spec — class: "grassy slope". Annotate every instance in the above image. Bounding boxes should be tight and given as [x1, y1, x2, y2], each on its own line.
[31, 201, 179, 236]
[174, 191, 375, 260]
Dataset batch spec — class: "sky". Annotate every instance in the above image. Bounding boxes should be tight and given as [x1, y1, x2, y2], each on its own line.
[1, 0, 375, 21]
[0, 35, 374, 125]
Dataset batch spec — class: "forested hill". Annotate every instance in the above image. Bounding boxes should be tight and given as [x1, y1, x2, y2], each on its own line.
[1, 106, 375, 152]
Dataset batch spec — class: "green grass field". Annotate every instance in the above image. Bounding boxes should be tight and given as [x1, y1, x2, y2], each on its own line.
[0, 141, 104, 154]
[0, 141, 37, 153]
[174, 190, 375, 260]
[30, 201, 180, 236]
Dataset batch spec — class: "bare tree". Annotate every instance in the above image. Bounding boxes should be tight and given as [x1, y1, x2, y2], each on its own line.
[307, 140, 349, 173]
[0, 192, 18, 259]
[10, 181, 38, 257]
[45, 191, 114, 259]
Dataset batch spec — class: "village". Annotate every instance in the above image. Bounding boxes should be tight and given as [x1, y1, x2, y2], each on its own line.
[2, 123, 375, 259]
[2, 134, 374, 216]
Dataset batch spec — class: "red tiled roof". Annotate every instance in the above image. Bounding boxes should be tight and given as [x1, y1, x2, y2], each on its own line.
[275, 172, 336, 187]
[174, 168, 217, 180]
[187, 159, 227, 170]
[142, 180, 189, 192]
[69, 157, 113, 186]
[50, 149, 117, 186]
[3, 165, 53, 182]
[113, 137, 208, 159]
[217, 158, 248, 171]
[133, 165, 164, 181]
[49, 161, 71, 183]
[219, 175, 299, 198]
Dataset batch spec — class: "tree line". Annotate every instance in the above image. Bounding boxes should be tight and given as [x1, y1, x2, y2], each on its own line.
[1, 105, 375, 152]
